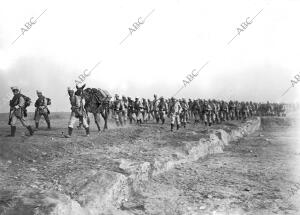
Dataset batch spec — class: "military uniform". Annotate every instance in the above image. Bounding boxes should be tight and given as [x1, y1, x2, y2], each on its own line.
[157, 97, 168, 124]
[34, 91, 51, 129]
[65, 87, 89, 137]
[191, 100, 201, 123]
[142, 99, 149, 123]
[134, 98, 144, 125]
[127, 97, 136, 124]
[229, 101, 236, 120]
[180, 99, 189, 128]
[122, 96, 128, 125]
[153, 95, 160, 123]
[169, 98, 182, 131]
[7, 87, 34, 137]
[235, 101, 241, 120]
[203, 101, 212, 126]
[147, 99, 153, 121]
[113, 94, 124, 126]
[220, 101, 229, 122]
[240, 102, 249, 120]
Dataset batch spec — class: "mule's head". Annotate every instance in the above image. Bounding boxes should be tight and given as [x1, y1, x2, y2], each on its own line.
[75, 84, 86, 96]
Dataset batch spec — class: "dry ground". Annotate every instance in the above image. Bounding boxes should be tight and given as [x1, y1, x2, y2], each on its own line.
[0, 112, 299, 215]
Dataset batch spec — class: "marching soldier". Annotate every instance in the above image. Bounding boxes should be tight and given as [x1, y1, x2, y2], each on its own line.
[34, 90, 51, 129]
[64, 87, 89, 138]
[134, 98, 144, 125]
[220, 101, 229, 122]
[187, 99, 193, 122]
[153, 94, 160, 123]
[7, 87, 34, 137]
[122, 96, 128, 125]
[180, 98, 189, 128]
[147, 99, 153, 121]
[235, 101, 241, 120]
[158, 97, 168, 124]
[241, 102, 249, 120]
[127, 97, 136, 124]
[113, 94, 124, 126]
[169, 97, 182, 131]
[191, 99, 201, 124]
[142, 98, 149, 123]
[229, 100, 235, 120]
[203, 100, 212, 126]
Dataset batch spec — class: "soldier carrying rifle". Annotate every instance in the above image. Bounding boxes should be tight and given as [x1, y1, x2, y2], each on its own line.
[34, 90, 51, 129]
[7, 87, 34, 137]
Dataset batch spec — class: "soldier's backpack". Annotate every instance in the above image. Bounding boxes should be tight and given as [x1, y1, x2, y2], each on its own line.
[46, 98, 51, 105]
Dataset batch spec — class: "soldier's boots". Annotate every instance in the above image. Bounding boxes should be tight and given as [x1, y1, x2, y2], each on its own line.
[6, 126, 16, 137]
[35, 122, 39, 129]
[177, 124, 180, 130]
[27, 126, 34, 136]
[64, 127, 73, 138]
[156, 118, 159, 123]
[171, 124, 174, 132]
[183, 122, 186, 128]
[47, 121, 51, 129]
[162, 119, 165, 125]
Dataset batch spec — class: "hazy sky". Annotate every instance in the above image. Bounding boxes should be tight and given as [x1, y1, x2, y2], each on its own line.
[0, 0, 299, 112]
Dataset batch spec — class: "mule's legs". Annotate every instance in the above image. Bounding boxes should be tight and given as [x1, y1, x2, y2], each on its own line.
[93, 112, 101, 132]
[101, 111, 108, 130]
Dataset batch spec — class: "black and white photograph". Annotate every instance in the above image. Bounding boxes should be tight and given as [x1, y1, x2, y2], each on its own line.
[0, 0, 300, 214]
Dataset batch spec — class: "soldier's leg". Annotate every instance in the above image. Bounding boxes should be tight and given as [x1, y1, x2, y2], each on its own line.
[65, 113, 77, 137]
[144, 112, 148, 123]
[19, 117, 34, 136]
[82, 116, 90, 136]
[181, 113, 186, 128]
[220, 111, 223, 122]
[123, 110, 128, 125]
[155, 111, 159, 123]
[176, 114, 180, 130]
[7, 115, 18, 137]
[119, 112, 124, 126]
[203, 113, 208, 126]
[193, 111, 198, 123]
[170, 114, 175, 131]
[35, 112, 41, 129]
[208, 113, 212, 126]
[114, 112, 120, 126]
[43, 113, 51, 129]
[161, 111, 166, 124]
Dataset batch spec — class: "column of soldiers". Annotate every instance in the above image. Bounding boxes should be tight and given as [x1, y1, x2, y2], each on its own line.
[110, 95, 289, 131]
[5, 86, 289, 137]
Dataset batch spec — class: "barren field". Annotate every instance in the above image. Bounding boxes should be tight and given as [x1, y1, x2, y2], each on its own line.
[0, 112, 299, 215]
